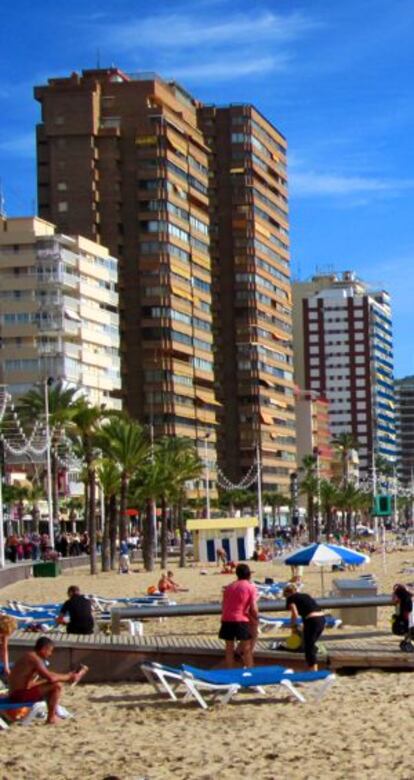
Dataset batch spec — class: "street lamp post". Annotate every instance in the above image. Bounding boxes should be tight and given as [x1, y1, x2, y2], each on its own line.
[44, 378, 54, 548]
[313, 447, 322, 541]
[256, 442, 263, 539]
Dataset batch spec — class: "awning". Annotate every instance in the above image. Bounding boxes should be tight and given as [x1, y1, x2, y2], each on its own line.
[170, 261, 191, 279]
[171, 284, 193, 301]
[196, 390, 222, 406]
[64, 307, 82, 322]
[260, 411, 274, 425]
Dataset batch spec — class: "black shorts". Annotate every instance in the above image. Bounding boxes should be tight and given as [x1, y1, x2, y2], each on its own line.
[219, 621, 252, 641]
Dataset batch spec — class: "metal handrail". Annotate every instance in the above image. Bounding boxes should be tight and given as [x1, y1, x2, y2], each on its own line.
[111, 595, 393, 634]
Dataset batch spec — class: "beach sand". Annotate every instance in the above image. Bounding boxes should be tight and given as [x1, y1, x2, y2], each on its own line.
[1, 545, 414, 780]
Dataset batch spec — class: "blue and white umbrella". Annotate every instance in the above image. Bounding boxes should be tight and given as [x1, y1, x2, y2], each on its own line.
[284, 543, 370, 594]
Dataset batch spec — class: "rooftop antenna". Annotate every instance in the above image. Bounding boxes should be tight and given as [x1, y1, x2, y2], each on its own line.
[96, 48, 101, 68]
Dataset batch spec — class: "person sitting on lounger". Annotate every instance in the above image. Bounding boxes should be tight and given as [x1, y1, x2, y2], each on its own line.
[283, 583, 325, 671]
[158, 572, 177, 593]
[0, 614, 17, 678]
[57, 586, 94, 635]
[219, 563, 258, 668]
[8, 636, 87, 724]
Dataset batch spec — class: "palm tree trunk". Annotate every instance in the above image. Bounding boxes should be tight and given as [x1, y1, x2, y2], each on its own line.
[178, 499, 186, 568]
[119, 472, 128, 541]
[51, 452, 59, 524]
[142, 498, 155, 571]
[109, 494, 117, 570]
[88, 465, 97, 575]
[101, 496, 111, 572]
[32, 502, 40, 534]
[307, 495, 315, 542]
[160, 496, 168, 570]
[18, 500, 24, 536]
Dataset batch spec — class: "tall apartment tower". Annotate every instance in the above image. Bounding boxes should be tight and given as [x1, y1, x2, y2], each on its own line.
[395, 376, 414, 485]
[34, 69, 219, 486]
[293, 272, 396, 474]
[0, 216, 121, 409]
[198, 105, 296, 493]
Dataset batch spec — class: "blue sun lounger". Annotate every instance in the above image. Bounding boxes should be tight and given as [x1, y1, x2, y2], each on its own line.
[141, 662, 336, 709]
[0, 697, 48, 729]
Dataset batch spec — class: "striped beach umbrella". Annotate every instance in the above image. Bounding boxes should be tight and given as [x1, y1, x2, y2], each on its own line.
[284, 543, 370, 594]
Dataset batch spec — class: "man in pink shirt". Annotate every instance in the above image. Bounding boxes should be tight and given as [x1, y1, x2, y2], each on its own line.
[219, 563, 258, 667]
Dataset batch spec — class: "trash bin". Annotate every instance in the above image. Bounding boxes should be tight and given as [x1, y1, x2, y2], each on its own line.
[33, 561, 61, 578]
[331, 577, 378, 626]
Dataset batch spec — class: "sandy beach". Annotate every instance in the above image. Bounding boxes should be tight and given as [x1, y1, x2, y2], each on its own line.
[1, 545, 414, 780]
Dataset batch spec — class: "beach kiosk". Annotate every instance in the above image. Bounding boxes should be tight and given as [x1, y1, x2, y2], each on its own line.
[187, 517, 258, 563]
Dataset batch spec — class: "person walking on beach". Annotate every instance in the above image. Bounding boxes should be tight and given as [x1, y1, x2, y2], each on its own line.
[283, 583, 325, 671]
[392, 583, 414, 650]
[8, 636, 87, 724]
[219, 563, 258, 668]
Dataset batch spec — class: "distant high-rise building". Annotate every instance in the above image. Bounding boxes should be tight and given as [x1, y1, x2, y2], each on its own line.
[395, 375, 414, 485]
[295, 389, 332, 479]
[198, 105, 295, 493]
[0, 216, 121, 409]
[293, 271, 396, 474]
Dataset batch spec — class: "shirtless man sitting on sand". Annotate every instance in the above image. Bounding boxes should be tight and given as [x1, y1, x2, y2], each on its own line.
[8, 636, 88, 724]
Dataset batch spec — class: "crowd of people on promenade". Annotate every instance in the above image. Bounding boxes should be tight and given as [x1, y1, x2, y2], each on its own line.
[2, 531, 91, 563]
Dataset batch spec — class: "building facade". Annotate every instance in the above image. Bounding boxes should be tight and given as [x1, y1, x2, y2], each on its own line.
[293, 272, 396, 475]
[295, 389, 332, 479]
[198, 104, 295, 493]
[34, 68, 296, 495]
[395, 376, 414, 485]
[35, 68, 218, 493]
[0, 216, 121, 408]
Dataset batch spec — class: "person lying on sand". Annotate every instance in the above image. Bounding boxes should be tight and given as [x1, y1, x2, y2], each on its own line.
[8, 636, 88, 724]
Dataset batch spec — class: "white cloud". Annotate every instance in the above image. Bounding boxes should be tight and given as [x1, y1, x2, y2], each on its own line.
[106, 10, 315, 51]
[290, 170, 414, 198]
[170, 54, 288, 81]
[0, 133, 35, 158]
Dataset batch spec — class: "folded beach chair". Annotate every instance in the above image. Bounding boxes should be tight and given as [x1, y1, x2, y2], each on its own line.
[258, 614, 342, 634]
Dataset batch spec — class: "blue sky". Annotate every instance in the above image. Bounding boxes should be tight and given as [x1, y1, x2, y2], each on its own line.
[1, 0, 414, 376]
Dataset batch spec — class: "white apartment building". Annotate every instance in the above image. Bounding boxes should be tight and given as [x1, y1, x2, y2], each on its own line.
[0, 216, 121, 409]
[293, 272, 396, 474]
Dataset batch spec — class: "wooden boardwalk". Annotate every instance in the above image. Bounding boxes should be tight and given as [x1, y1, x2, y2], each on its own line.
[8, 628, 414, 681]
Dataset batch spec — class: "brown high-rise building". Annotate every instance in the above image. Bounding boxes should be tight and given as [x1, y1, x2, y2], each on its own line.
[34, 69, 295, 496]
[198, 105, 295, 493]
[34, 68, 218, 493]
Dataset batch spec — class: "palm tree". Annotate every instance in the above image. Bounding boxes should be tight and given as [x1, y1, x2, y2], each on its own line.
[18, 381, 79, 522]
[299, 455, 319, 542]
[96, 459, 121, 572]
[336, 483, 365, 536]
[263, 491, 288, 531]
[218, 488, 255, 516]
[319, 480, 340, 539]
[26, 480, 45, 534]
[332, 432, 359, 486]
[130, 436, 202, 570]
[71, 400, 105, 575]
[98, 416, 149, 543]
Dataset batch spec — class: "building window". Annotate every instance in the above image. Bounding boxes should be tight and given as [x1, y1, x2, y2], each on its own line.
[58, 201, 68, 213]
[57, 182, 67, 192]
